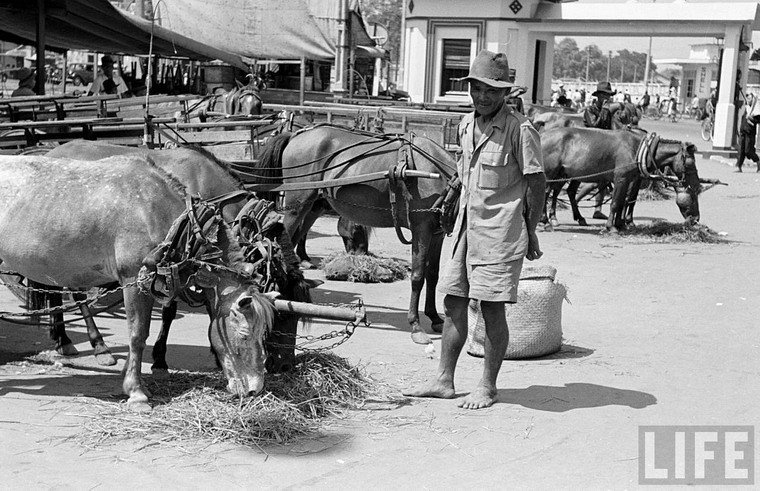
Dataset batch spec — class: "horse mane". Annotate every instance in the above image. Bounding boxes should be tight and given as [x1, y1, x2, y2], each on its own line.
[252, 132, 292, 201]
[144, 155, 188, 197]
[181, 144, 246, 189]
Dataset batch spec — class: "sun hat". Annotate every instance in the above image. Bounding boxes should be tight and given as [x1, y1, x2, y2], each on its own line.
[459, 50, 515, 88]
[592, 81, 616, 96]
[101, 55, 114, 66]
[16, 67, 34, 83]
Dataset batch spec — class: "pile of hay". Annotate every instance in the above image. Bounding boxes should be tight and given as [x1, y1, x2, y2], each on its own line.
[76, 352, 393, 449]
[322, 252, 410, 283]
[618, 220, 728, 243]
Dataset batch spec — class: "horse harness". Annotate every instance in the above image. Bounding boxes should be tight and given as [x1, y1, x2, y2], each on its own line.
[636, 132, 691, 187]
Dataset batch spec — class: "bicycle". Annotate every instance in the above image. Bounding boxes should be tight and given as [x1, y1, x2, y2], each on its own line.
[701, 116, 714, 141]
[644, 105, 663, 120]
[666, 102, 682, 123]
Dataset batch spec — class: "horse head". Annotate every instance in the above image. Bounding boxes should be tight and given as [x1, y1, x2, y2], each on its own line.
[672, 142, 701, 223]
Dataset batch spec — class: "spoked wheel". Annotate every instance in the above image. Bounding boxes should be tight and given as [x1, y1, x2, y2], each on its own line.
[701, 119, 713, 141]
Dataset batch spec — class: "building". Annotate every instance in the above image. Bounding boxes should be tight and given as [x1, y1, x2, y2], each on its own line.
[401, 0, 760, 151]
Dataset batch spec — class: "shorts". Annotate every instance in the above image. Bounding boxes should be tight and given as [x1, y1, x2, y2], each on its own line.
[438, 231, 524, 303]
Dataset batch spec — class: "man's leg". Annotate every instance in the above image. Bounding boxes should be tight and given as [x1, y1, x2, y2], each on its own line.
[458, 300, 508, 409]
[403, 294, 469, 399]
[737, 135, 747, 172]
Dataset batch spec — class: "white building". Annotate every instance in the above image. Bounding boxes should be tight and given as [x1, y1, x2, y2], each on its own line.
[401, 0, 760, 151]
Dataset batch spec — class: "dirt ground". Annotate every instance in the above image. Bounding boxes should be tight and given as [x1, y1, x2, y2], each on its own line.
[1, 118, 758, 489]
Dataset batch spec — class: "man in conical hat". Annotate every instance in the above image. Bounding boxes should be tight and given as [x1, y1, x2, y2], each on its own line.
[404, 50, 546, 409]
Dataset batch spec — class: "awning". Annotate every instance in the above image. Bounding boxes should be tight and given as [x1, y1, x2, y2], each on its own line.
[151, 0, 379, 61]
[0, 0, 247, 68]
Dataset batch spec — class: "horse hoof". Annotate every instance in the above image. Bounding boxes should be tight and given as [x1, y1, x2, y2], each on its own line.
[151, 367, 170, 379]
[430, 322, 443, 334]
[550, 218, 559, 228]
[95, 352, 117, 366]
[300, 260, 315, 270]
[57, 343, 79, 357]
[593, 211, 608, 220]
[577, 218, 588, 226]
[411, 331, 432, 345]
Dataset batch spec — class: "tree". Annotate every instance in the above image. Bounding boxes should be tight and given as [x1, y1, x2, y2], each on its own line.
[358, 0, 402, 65]
[553, 38, 656, 83]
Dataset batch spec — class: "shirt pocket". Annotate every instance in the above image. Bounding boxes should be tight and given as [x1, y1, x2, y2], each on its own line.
[477, 151, 509, 189]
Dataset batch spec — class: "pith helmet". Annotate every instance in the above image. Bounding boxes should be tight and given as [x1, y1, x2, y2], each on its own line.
[460, 50, 515, 88]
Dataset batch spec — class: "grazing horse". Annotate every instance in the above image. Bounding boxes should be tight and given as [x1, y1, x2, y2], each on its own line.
[45, 140, 315, 374]
[255, 124, 458, 344]
[541, 127, 701, 231]
[0, 154, 275, 411]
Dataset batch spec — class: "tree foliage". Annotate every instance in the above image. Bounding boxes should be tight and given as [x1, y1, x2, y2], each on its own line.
[358, 0, 402, 64]
[553, 37, 658, 83]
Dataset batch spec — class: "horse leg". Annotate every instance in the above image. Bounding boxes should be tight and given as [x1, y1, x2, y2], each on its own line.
[296, 210, 321, 269]
[623, 178, 642, 226]
[31, 281, 78, 356]
[424, 229, 445, 333]
[151, 300, 178, 377]
[549, 182, 563, 227]
[408, 221, 436, 345]
[593, 184, 608, 220]
[73, 292, 116, 366]
[122, 286, 154, 412]
[606, 176, 630, 233]
[566, 180, 587, 226]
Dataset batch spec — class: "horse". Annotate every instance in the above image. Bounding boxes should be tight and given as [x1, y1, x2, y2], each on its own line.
[203, 74, 264, 120]
[0, 154, 275, 411]
[255, 123, 459, 345]
[45, 140, 316, 374]
[540, 127, 701, 232]
[531, 103, 642, 223]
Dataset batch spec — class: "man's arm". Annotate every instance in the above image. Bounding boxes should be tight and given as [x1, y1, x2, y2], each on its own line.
[523, 172, 545, 261]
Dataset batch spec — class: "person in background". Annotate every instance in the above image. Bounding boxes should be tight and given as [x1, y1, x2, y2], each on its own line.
[638, 90, 651, 114]
[88, 55, 129, 97]
[11, 67, 36, 97]
[581, 81, 618, 220]
[736, 95, 760, 173]
[404, 50, 545, 410]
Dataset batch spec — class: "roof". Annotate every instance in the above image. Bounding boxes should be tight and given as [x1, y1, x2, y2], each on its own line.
[0, 0, 247, 68]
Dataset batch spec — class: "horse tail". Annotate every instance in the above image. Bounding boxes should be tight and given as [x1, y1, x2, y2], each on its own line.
[255, 131, 292, 202]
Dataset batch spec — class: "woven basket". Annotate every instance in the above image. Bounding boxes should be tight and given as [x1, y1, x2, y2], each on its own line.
[467, 265, 567, 359]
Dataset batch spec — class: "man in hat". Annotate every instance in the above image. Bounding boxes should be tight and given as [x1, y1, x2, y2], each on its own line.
[88, 55, 128, 97]
[404, 49, 546, 410]
[584, 81, 616, 129]
[580, 80, 618, 220]
[11, 67, 36, 97]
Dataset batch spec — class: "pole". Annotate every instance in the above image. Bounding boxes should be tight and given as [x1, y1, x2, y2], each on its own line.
[398, 0, 407, 89]
[35, 0, 46, 95]
[299, 56, 306, 105]
[643, 36, 652, 91]
[585, 46, 590, 82]
[621, 59, 624, 82]
[607, 50, 611, 81]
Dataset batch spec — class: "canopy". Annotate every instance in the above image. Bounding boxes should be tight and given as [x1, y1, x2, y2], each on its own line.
[0, 0, 247, 68]
[155, 0, 377, 61]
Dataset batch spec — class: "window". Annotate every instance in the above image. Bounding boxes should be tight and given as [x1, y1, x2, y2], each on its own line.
[686, 79, 694, 98]
[440, 39, 471, 96]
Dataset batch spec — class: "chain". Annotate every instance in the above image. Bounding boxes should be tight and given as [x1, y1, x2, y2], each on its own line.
[0, 276, 146, 318]
[268, 321, 358, 352]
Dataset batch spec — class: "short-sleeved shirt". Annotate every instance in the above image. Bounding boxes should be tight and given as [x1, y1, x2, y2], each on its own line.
[451, 103, 544, 265]
[89, 73, 128, 96]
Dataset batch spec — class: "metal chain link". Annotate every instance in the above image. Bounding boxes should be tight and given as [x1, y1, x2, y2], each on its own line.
[0, 275, 146, 318]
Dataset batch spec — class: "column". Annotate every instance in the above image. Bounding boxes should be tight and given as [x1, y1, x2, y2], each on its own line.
[713, 25, 741, 150]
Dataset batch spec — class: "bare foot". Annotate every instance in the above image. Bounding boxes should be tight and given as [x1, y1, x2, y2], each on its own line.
[457, 386, 497, 409]
[403, 379, 455, 399]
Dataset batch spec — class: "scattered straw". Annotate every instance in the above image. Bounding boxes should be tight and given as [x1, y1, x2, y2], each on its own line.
[74, 352, 401, 449]
[322, 252, 410, 283]
[617, 220, 728, 244]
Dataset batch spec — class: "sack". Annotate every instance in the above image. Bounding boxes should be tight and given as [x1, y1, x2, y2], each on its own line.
[467, 265, 568, 359]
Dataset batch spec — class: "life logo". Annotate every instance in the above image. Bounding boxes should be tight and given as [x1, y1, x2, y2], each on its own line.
[639, 426, 754, 485]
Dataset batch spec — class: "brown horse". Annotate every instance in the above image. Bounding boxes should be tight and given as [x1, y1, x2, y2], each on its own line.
[203, 75, 264, 119]
[541, 127, 701, 232]
[0, 154, 274, 411]
[255, 124, 458, 345]
[45, 140, 315, 374]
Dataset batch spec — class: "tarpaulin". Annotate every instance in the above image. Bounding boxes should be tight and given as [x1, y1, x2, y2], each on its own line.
[0, 0, 247, 68]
